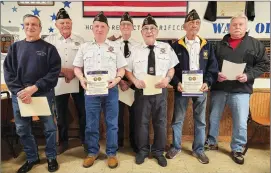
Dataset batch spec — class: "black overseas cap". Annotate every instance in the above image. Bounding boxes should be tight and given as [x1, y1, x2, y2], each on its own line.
[142, 13, 157, 27]
[184, 9, 200, 23]
[56, 8, 71, 20]
[93, 11, 108, 26]
[120, 12, 133, 24]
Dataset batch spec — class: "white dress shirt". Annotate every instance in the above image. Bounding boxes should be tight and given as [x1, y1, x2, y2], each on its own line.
[185, 36, 200, 70]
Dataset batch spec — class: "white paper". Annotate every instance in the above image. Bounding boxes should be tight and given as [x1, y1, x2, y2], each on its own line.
[143, 74, 163, 96]
[221, 60, 246, 80]
[54, 78, 79, 96]
[118, 86, 135, 106]
[18, 97, 51, 117]
[253, 78, 270, 88]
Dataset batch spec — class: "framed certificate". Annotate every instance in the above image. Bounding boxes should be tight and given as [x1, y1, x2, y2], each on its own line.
[182, 70, 203, 97]
[86, 71, 109, 96]
[217, 2, 246, 18]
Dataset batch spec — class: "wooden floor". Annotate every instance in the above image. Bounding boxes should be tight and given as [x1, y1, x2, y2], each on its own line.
[1, 138, 270, 173]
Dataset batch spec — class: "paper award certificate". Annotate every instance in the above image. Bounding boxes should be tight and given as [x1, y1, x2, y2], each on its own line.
[182, 70, 203, 96]
[86, 71, 108, 96]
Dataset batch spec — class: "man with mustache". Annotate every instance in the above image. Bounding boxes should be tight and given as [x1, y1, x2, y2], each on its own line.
[45, 8, 86, 155]
[204, 14, 269, 165]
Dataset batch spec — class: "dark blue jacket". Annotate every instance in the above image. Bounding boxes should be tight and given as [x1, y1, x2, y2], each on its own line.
[170, 36, 218, 90]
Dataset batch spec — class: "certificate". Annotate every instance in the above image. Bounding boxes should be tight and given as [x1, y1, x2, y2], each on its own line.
[221, 60, 246, 80]
[217, 2, 246, 18]
[54, 77, 79, 96]
[118, 86, 135, 106]
[18, 97, 51, 117]
[182, 70, 203, 97]
[143, 74, 163, 96]
[86, 71, 108, 96]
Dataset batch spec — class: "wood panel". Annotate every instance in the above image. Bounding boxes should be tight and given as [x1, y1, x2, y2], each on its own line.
[67, 88, 270, 144]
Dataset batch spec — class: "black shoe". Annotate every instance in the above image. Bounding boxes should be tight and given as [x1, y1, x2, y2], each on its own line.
[192, 152, 209, 164]
[135, 152, 148, 165]
[17, 159, 40, 173]
[153, 155, 167, 167]
[231, 151, 244, 165]
[204, 142, 218, 151]
[47, 159, 59, 172]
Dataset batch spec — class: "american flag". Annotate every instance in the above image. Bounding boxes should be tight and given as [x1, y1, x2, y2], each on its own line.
[83, 1, 188, 17]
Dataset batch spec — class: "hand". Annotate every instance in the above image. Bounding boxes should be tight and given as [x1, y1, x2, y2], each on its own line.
[65, 77, 71, 83]
[218, 72, 227, 82]
[79, 77, 88, 90]
[177, 82, 183, 92]
[134, 79, 146, 89]
[65, 69, 75, 81]
[119, 80, 129, 91]
[108, 77, 121, 89]
[236, 73, 248, 83]
[155, 77, 169, 88]
[22, 96, 32, 104]
[17, 85, 38, 103]
[200, 83, 209, 92]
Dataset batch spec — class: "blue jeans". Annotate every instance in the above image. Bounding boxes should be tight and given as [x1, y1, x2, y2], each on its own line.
[12, 91, 57, 162]
[172, 92, 207, 154]
[85, 86, 119, 156]
[206, 91, 250, 152]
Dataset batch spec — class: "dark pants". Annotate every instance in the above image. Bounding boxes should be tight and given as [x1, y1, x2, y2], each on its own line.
[134, 88, 167, 156]
[118, 101, 136, 150]
[55, 85, 86, 144]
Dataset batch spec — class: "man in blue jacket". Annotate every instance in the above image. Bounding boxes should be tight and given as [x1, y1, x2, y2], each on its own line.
[165, 9, 218, 164]
[4, 14, 61, 173]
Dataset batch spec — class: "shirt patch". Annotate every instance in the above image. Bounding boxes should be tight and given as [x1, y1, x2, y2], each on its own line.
[36, 51, 46, 56]
[160, 48, 166, 54]
[203, 50, 208, 59]
[108, 46, 114, 52]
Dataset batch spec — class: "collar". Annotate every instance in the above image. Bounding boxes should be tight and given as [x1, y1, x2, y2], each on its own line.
[184, 36, 200, 44]
[91, 38, 111, 46]
[57, 32, 77, 40]
[142, 40, 158, 48]
[178, 35, 207, 50]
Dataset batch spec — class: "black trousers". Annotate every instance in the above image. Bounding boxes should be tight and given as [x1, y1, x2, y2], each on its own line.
[118, 101, 137, 150]
[134, 88, 167, 156]
[55, 84, 86, 144]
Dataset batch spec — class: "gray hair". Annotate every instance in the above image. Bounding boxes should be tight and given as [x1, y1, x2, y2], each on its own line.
[23, 14, 42, 27]
[230, 13, 248, 25]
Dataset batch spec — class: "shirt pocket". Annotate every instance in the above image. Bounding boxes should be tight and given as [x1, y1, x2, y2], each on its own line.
[83, 52, 95, 68]
[134, 58, 146, 74]
[157, 55, 170, 71]
[103, 52, 117, 68]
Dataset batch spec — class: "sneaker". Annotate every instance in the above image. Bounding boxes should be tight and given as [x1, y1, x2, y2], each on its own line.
[204, 142, 218, 151]
[192, 152, 209, 164]
[231, 151, 244, 165]
[153, 155, 167, 167]
[83, 155, 98, 168]
[135, 152, 148, 165]
[108, 156, 118, 169]
[165, 147, 181, 159]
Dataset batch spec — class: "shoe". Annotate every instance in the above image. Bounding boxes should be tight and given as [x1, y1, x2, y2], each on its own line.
[192, 152, 209, 164]
[231, 151, 244, 165]
[165, 147, 181, 159]
[17, 159, 40, 173]
[83, 155, 98, 168]
[108, 156, 118, 169]
[47, 159, 59, 172]
[57, 143, 68, 155]
[204, 142, 218, 151]
[153, 155, 167, 167]
[135, 152, 148, 165]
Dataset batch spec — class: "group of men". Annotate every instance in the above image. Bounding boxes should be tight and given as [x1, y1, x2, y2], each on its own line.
[3, 7, 269, 173]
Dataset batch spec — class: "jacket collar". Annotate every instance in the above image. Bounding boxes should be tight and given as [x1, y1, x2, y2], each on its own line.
[178, 35, 207, 50]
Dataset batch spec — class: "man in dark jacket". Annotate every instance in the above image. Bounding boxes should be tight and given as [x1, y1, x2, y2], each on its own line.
[165, 9, 218, 164]
[204, 14, 270, 165]
[4, 14, 61, 172]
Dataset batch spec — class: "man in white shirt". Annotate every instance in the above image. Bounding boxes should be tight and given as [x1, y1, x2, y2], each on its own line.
[126, 14, 179, 167]
[114, 12, 140, 152]
[45, 8, 86, 155]
[73, 11, 127, 169]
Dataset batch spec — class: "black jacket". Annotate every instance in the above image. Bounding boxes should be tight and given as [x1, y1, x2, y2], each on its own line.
[211, 33, 270, 94]
[204, 1, 255, 22]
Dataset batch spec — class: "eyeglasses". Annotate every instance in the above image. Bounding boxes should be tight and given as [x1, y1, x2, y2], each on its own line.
[142, 27, 157, 32]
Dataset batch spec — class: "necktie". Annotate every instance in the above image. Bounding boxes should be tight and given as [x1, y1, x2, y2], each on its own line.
[147, 45, 155, 75]
[124, 40, 129, 58]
